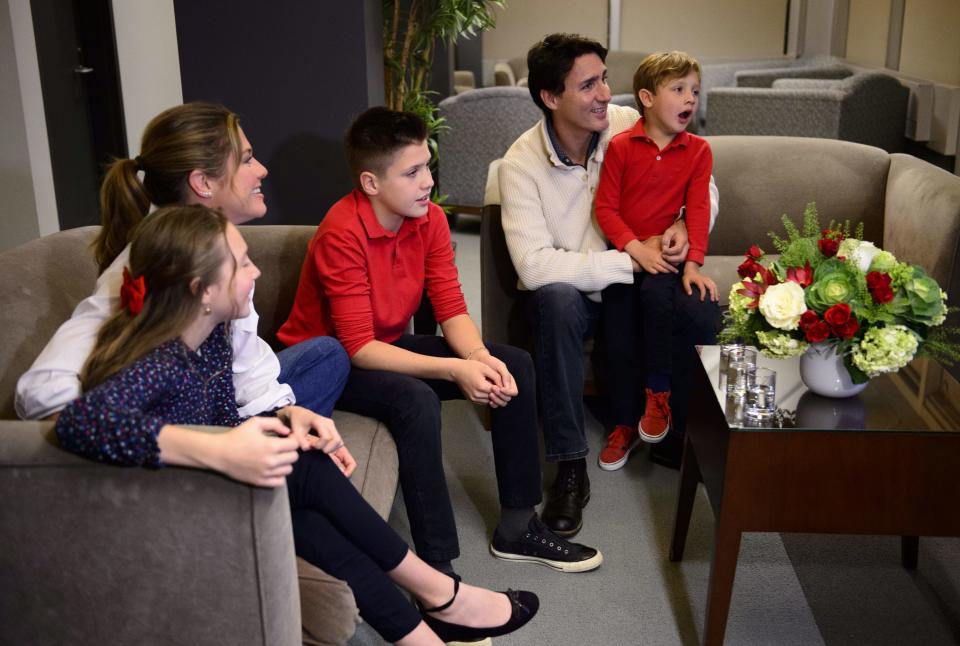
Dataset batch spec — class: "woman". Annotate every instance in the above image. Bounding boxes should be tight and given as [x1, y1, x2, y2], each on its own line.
[16, 102, 347, 421]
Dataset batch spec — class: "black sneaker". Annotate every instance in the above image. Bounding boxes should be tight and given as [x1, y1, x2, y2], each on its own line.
[489, 515, 603, 573]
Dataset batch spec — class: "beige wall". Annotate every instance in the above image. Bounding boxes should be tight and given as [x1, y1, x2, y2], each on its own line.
[845, 0, 890, 67]
[482, 0, 609, 61]
[900, 0, 960, 86]
[620, 0, 787, 59]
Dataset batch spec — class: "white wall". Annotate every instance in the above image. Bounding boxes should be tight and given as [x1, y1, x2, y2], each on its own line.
[111, 0, 183, 157]
[4, 0, 57, 248]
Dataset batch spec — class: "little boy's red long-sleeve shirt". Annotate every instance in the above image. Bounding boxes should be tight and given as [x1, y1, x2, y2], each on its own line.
[594, 118, 713, 265]
[278, 189, 467, 356]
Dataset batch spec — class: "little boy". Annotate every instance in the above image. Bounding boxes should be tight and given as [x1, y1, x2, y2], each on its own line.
[278, 107, 602, 574]
[594, 51, 719, 469]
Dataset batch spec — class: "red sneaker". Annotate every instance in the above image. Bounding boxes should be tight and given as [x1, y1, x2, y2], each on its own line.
[598, 425, 639, 471]
[639, 389, 671, 443]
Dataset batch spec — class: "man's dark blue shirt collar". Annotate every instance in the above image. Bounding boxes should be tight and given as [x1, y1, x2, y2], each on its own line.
[545, 114, 600, 167]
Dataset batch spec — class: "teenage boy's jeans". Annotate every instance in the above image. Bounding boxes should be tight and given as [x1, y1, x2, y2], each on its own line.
[334, 334, 542, 564]
[524, 283, 601, 462]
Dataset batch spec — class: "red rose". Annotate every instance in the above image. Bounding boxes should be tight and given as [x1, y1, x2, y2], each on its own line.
[737, 258, 762, 279]
[872, 285, 894, 304]
[805, 321, 831, 343]
[748, 245, 763, 260]
[818, 238, 840, 257]
[866, 271, 892, 290]
[823, 303, 851, 326]
[837, 317, 860, 339]
[799, 310, 820, 330]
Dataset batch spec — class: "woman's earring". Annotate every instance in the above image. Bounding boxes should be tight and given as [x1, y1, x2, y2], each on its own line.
[204, 306, 212, 315]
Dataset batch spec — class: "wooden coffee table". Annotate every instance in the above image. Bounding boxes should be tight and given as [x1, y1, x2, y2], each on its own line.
[670, 346, 960, 645]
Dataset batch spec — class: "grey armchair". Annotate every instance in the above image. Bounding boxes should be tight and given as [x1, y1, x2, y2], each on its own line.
[437, 87, 541, 212]
[706, 71, 909, 152]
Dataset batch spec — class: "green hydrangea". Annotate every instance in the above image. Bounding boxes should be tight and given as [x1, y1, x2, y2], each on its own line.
[868, 250, 898, 274]
[805, 259, 861, 312]
[894, 266, 947, 326]
[851, 325, 919, 377]
[757, 330, 808, 358]
[727, 281, 754, 326]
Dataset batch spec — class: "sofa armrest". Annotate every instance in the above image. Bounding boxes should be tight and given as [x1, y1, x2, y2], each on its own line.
[772, 78, 844, 90]
[0, 420, 301, 646]
[884, 154, 960, 291]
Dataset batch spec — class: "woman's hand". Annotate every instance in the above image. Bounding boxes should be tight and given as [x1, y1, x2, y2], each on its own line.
[473, 350, 518, 407]
[215, 417, 300, 487]
[280, 405, 344, 453]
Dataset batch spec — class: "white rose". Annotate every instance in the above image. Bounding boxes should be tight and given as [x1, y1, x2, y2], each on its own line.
[758, 281, 807, 330]
[837, 238, 879, 273]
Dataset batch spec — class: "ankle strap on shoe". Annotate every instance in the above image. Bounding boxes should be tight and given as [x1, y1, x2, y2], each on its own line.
[419, 572, 462, 613]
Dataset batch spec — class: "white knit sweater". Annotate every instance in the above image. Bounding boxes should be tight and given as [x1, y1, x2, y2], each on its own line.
[499, 105, 639, 301]
[499, 104, 719, 302]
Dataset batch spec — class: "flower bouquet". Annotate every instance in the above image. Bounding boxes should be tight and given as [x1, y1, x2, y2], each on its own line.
[720, 203, 959, 388]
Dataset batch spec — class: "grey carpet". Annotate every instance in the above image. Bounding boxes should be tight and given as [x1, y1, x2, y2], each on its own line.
[347, 218, 960, 645]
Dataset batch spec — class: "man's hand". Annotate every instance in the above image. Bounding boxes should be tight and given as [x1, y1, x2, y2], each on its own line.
[625, 239, 677, 274]
[682, 261, 718, 301]
[662, 219, 690, 264]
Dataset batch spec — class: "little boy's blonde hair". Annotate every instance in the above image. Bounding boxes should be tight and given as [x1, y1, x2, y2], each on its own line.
[632, 51, 701, 114]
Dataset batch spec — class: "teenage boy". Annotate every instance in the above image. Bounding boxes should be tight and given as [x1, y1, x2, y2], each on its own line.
[279, 107, 602, 575]
[594, 51, 719, 468]
[499, 34, 719, 527]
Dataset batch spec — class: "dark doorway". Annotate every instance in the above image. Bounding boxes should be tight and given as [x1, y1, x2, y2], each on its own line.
[31, 0, 127, 231]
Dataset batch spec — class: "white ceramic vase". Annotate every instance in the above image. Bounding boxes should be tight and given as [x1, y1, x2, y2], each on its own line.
[799, 343, 868, 398]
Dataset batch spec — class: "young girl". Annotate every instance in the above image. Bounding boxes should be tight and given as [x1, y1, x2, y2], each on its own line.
[55, 205, 539, 646]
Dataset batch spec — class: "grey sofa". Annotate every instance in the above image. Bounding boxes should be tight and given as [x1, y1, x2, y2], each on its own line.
[708, 72, 910, 152]
[0, 225, 399, 645]
[481, 137, 960, 384]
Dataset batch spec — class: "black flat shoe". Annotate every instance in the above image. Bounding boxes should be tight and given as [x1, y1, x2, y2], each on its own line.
[419, 573, 539, 642]
[541, 466, 590, 537]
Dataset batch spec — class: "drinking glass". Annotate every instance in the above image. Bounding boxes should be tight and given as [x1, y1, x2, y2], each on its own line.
[745, 367, 777, 419]
[725, 360, 756, 398]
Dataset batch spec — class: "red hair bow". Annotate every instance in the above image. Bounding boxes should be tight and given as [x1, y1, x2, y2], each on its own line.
[120, 267, 147, 316]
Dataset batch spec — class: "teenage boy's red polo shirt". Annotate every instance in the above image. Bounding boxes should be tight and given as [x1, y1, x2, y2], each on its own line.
[277, 189, 467, 356]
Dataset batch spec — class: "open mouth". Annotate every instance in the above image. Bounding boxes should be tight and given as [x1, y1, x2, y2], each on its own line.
[252, 187, 263, 197]
[678, 110, 692, 122]
[591, 106, 607, 116]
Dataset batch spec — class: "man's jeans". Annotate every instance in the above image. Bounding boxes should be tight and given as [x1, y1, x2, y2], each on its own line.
[524, 283, 601, 462]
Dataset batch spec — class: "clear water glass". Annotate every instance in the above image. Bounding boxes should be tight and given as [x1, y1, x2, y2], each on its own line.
[745, 367, 777, 419]
[725, 360, 756, 398]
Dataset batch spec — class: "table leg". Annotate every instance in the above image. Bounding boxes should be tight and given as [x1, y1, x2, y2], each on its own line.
[670, 434, 700, 562]
[704, 518, 742, 646]
[901, 536, 919, 569]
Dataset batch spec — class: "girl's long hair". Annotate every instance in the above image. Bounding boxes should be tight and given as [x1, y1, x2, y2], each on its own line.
[81, 205, 232, 391]
[93, 102, 243, 274]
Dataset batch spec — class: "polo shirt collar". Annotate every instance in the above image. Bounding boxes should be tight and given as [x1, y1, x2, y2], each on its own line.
[629, 117, 690, 151]
[354, 189, 429, 239]
[542, 114, 600, 168]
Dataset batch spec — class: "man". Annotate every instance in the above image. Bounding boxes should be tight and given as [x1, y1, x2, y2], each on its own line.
[499, 33, 719, 537]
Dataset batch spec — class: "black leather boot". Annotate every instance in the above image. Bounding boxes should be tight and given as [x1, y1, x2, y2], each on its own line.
[540, 463, 590, 537]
